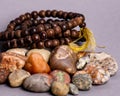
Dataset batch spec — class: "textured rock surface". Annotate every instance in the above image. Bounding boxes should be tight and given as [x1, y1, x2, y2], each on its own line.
[24, 53, 51, 74]
[69, 83, 79, 95]
[8, 69, 30, 87]
[88, 52, 118, 76]
[0, 68, 10, 84]
[72, 71, 92, 90]
[51, 81, 69, 96]
[50, 45, 77, 74]
[23, 73, 53, 92]
[76, 56, 90, 70]
[6, 48, 28, 56]
[50, 70, 70, 84]
[84, 64, 110, 85]
[0, 52, 27, 72]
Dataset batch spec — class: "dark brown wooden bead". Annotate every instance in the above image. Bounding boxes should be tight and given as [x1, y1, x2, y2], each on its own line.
[65, 38, 72, 44]
[40, 31, 47, 40]
[14, 30, 22, 38]
[46, 10, 51, 17]
[44, 24, 51, 30]
[75, 17, 83, 25]
[17, 38, 24, 47]
[58, 33, 62, 38]
[67, 21, 73, 29]
[31, 11, 38, 19]
[31, 43, 36, 49]
[10, 39, 17, 48]
[57, 10, 63, 18]
[37, 41, 45, 48]
[53, 26, 62, 35]
[15, 18, 22, 25]
[19, 15, 26, 22]
[44, 40, 52, 48]
[37, 24, 45, 32]
[25, 13, 31, 19]
[63, 30, 71, 37]
[21, 30, 29, 37]
[71, 30, 79, 39]
[39, 10, 46, 18]
[51, 10, 57, 17]
[32, 19, 39, 26]
[46, 29, 55, 38]
[62, 12, 68, 19]
[10, 20, 16, 26]
[79, 22, 86, 28]
[67, 12, 75, 19]
[4, 31, 9, 39]
[61, 23, 68, 31]
[71, 19, 78, 27]
[24, 20, 32, 26]
[8, 31, 14, 39]
[39, 19, 46, 24]
[52, 39, 60, 47]
[32, 34, 40, 42]
[29, 27, 37, 35]
[24, 36, 32, 46]
[60, 38, 65, 45]
[51, 22, 58, 27]
[4, 41, 11, 49]
[47, 19, 54, 24]
[7, 24, 15, 30]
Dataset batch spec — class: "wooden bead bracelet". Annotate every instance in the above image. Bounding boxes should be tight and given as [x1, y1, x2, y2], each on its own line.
[0, 10, 86, 51]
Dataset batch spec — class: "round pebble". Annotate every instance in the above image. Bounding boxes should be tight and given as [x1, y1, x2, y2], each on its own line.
[23, 73, 53, 92]
[8, 69, 30, 87]
[51, 81, 69, 96]
[72, 71, 92, 90]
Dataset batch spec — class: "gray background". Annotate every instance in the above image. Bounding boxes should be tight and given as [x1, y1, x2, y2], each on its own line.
[0, 0, 120, 96]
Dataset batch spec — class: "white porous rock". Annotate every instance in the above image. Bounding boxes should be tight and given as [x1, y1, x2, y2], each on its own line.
[7, 48, 28, 56]
[88, 52, 118, 76]
[76, 56, 90, 70]
[84, 64, 110, 85]
[8, 69, 30, 87]
[27, 49, 51, 62]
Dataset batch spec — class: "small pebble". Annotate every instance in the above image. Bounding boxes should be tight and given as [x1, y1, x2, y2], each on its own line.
[51, 81, 69, 96]
[8, 69, 30, 87]
[72, 71, 92, 90]
[69, 83, 79, 95]
[76, 56, 90, 70]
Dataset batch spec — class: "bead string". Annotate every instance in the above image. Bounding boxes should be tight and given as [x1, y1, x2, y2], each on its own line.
[0, 10, 86, 51]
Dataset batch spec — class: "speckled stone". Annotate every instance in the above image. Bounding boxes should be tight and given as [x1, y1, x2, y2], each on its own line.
[76, 56, 90, 70]
[88, 52, 118, 76]
[72, 71, 92, 90]
[84, 64, 110, 85]
[69, 83, 79, 95]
